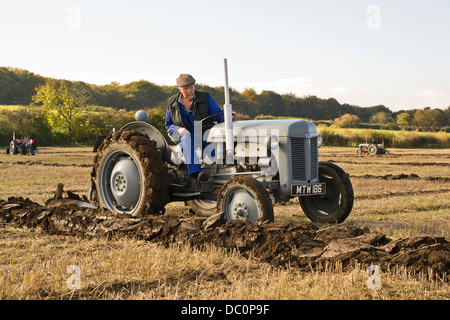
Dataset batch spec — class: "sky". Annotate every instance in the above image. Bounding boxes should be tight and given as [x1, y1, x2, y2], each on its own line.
[1, 0, 449, 111]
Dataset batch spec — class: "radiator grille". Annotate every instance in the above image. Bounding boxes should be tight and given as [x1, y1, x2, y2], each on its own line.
[310, 137, 318, 179]
[291, 137, 318, 181]
[291, 138, 306, 180]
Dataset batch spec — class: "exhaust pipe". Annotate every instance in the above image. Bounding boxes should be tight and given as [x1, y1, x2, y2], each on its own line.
[223, 58, 234, 164]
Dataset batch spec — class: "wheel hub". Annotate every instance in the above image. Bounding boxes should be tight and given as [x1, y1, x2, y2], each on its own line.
[109, 157, 141, 209]
[224, 189, 259, 223]
[114, 174, 127, 192]
[233, 202, 249, 220]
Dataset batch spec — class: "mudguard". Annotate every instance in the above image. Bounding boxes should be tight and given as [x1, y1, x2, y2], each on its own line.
[120, 121, 171, 162]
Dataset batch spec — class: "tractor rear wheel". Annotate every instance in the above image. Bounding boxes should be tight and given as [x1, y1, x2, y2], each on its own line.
[299, 162, 353, 224]
[91, 129, 168, 217]
[217, 176, 274, 224]
[368, 144, 379, 155]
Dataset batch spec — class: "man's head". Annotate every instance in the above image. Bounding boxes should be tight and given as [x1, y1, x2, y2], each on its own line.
[176, 74, 196, 101]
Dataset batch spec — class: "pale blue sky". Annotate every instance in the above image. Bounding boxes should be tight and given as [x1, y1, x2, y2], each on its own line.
[1, 0, 449, 111]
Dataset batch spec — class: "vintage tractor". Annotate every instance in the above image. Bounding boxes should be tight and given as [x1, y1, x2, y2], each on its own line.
[88, 60, 354, 224]
[356, 139, 390, 156]
[6, 133, 38, 155]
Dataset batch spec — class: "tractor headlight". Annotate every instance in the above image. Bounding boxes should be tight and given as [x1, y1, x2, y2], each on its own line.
[317, 135, 323, 148]
[265, 135, 279, 150]
[135, 110, 148, 122]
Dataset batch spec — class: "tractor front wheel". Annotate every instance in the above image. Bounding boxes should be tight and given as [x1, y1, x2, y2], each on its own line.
[217, 176, 274, 224]
[9, 141, 18, 155]
[299, 162, 353, 224]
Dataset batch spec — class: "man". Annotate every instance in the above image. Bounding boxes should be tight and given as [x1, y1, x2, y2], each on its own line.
[165, 74, 226, 181]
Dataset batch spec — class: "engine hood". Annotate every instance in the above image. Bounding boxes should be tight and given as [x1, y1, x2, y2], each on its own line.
[206, 119, 317, 142]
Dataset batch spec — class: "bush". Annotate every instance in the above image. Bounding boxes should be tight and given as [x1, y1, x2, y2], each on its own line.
[430, 131, 449, 148]
[333, 114, 360, 128]
[0, 106, 54, 146]
[319, 127, 349, 146]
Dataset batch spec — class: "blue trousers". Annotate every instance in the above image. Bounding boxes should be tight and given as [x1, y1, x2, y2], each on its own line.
[179, 133, 202, 177]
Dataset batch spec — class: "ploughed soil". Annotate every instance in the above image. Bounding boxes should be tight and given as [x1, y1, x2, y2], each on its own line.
[0, 196, 448, 279]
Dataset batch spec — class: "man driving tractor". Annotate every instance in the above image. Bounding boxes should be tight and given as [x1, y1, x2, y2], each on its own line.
[165, 74, 234, 181]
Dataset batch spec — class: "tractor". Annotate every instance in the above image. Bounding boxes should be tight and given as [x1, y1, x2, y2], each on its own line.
[88, 60, 354, 224]
[6, 133, 38, 155]
[356, 139, 390, 156]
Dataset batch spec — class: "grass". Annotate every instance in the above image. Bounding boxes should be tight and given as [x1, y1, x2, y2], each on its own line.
[0, 146, 449, 300]
[0, 105, 26, 111]
[1, 229, 447, 300]
[0, 147, 93, 204]
[318, 127, 450, 148]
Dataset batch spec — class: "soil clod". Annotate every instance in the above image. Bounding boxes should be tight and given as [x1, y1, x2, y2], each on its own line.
[1, 196, 448, 279]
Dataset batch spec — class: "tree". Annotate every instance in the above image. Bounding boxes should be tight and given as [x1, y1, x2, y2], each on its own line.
[0, 67, 42, 105]
[444, 105, 450, 126]
[301, 95, 326, 120]
[396, 112, 412, 130]
[91, 82, 128, 109]
[71, 81, 97, 106]
[413, 107, 445, 131]
[333, 114, 361, 128]
[241, 88, 257, 101]
[370, 111, 393, 129]
[428, 108, 445, 129]
[257, 90, 285, 116]
[33, 79, 84, 144]
[121, 80, 166, 110]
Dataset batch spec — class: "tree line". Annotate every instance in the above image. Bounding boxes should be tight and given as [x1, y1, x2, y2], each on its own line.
[1, 66, 449, 146]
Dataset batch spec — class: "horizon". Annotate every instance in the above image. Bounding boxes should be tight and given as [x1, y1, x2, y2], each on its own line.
[1, 1, 449, 112]
[0, 66, 450, 113]
[2, 64, 445, 113]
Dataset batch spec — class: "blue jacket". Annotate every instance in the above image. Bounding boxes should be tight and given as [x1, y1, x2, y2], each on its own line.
[165, 94, 224, 137]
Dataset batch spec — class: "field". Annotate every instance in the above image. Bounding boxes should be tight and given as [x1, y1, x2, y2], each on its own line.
[317, 126, 450, 148]
[0, 146, 449, 300]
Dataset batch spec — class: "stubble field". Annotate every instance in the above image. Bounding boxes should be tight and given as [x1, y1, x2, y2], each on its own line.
[0, 146, 448, 300]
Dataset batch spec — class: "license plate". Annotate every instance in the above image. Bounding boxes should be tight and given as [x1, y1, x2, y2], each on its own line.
[291, 183, 326, 196]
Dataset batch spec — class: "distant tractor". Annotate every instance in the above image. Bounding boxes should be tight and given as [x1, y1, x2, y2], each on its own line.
[5, 133, 38, 155]
[356, 139, 389, 155]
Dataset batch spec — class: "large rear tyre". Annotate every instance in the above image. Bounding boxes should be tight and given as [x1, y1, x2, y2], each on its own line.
[91, 129, 168, 217]
[299, 162, 353, 224]
[217, 176, 274, 224]
[368, 144, 379, 155]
